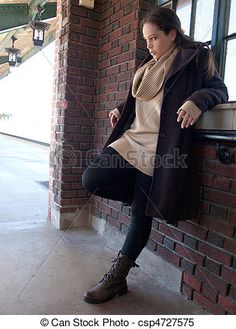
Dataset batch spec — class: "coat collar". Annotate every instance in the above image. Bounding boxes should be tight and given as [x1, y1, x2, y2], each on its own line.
[165, 46, 201, 81]
[141, 46, 201, 83]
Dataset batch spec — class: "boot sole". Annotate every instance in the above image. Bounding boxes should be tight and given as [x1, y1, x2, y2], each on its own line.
[83, 288, 128, 304]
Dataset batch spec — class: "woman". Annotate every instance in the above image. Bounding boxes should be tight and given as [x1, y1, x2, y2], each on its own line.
[82, 7, 228, 304]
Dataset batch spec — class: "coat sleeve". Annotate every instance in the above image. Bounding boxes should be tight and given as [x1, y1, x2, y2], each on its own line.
[184, 50, 229, 112]
[116, 101, 126, 113]
[108, 101, 126, 119]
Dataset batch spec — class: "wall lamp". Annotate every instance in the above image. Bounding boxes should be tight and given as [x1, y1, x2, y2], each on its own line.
[29, 5, 50, 47]
[5, 36, 21, 67]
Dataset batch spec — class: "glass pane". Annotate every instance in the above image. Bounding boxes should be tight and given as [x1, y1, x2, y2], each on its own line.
[159, 0, 173, 9]
[161, 3, 172, 9]
[176, 0, 192, 36]
[224, 39, 236, 101]
[228, 0, 236, 35]
[194, 0, 215, 42]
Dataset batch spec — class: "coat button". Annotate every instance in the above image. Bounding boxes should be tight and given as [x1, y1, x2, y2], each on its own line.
[160, 132, 165, 138]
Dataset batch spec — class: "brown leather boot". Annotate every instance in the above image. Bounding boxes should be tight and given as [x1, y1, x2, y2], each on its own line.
[83, 251, 139, 304]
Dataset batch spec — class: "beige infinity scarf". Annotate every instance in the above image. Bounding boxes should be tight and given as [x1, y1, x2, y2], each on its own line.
[132, 45, 179, 101]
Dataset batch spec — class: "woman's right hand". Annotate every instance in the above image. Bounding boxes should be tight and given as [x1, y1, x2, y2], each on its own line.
[109, 109, 120, 127]
[110, 113, 119, 127]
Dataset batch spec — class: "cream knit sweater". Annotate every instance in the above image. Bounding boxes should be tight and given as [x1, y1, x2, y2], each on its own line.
[108, 92, 164, 176]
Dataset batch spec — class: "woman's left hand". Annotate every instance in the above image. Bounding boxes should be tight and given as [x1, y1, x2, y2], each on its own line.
[176, 109, 195, 128]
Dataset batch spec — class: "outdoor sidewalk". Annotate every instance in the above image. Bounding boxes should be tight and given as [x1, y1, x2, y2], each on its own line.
[0, 133, 207, 315]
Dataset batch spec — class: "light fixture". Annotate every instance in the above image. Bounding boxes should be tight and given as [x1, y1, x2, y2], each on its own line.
[29, 5, 50, 47]
[5, 36, 21, 67]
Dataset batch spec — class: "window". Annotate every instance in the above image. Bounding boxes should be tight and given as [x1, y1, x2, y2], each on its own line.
[194, 0, 215, 42]
[228, 0, 236, 35]
[176, 0, 192, 36]
[224, 40, 236, 101]
[175, 0, 236, 101]
[177, 0, 215, 43]
[157, 0, 173, 9]
[224, 0, 236, 101]
[156, 1, 236, 100]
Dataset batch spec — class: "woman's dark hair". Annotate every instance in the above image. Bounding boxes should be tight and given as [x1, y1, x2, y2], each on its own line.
[142, 7, 215, 78]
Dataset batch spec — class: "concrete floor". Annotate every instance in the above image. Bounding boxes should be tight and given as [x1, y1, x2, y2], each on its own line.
[0, 133, 207, 315]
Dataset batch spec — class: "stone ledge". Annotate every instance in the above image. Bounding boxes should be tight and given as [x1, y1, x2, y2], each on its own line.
[196, 103, 236, 130]
[213, 102, 236, 110]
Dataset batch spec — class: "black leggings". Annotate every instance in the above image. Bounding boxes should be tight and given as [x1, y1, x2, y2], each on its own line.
[82, 147, 153, 261]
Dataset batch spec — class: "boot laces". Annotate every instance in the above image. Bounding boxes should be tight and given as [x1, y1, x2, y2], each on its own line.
[99, 256, 122, 284]
[99, 255, 139, 285]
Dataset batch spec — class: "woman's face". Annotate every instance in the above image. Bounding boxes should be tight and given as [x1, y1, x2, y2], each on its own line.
[142, 23, 177, 61]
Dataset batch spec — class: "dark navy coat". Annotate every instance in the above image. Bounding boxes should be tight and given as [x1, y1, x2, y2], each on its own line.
[103, 45, 228, 224]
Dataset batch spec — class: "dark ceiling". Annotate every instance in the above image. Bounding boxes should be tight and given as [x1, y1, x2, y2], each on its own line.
[0, 0, 57, 78]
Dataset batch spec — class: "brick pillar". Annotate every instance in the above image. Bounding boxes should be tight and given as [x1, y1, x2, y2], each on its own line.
[49, 0, 99, 229]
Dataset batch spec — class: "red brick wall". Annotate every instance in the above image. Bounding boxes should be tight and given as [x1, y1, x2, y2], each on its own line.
[51, 0, 236, 314]
[180, 142, 236, 314]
